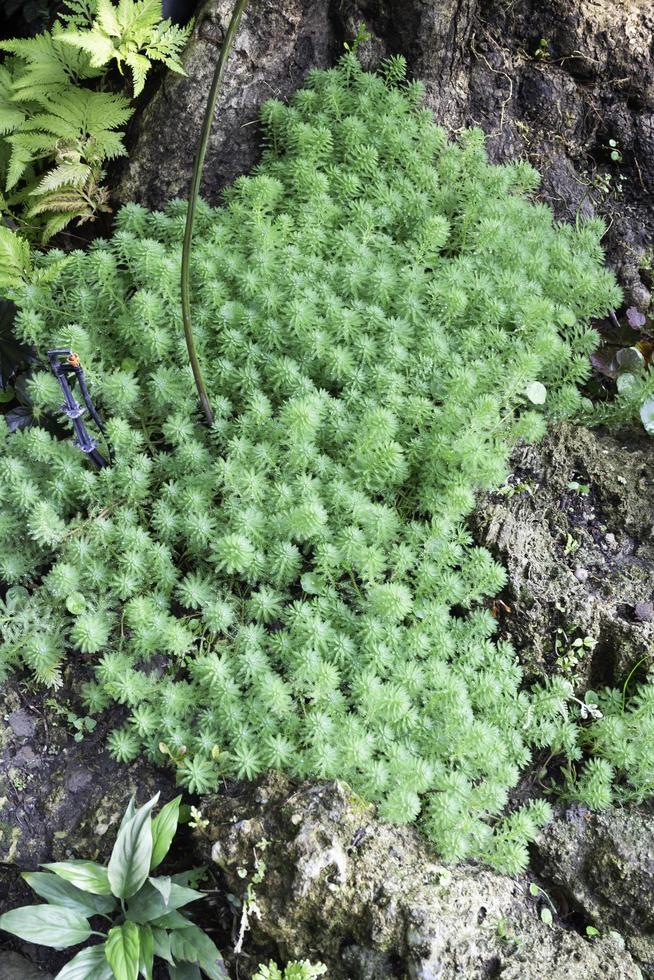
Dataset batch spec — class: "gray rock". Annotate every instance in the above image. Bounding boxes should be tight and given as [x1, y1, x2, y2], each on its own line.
[535, 806, 654, 972]
[65, 767, 94, 794]
[472, 424, 654, 688]
[7, 710, 35, 740]
[0, 953, 52, 980]
[199, 775, 643, 979]
[117, 0, 339, 209]
[12, 746, 39, 769]
[635, 602, 654, 623]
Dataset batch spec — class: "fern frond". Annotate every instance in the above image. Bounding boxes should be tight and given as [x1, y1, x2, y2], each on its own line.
[31, 161, 92, 194]
[23, 89, 132, 138]
[59, 0, 191, 95]
[57, 0, 99, 29]
[145, 20, 192, 73]
[27, 189, 92, 216]
[58, 29, 115, 69]
[41, 208, 92, 242]
[0, 224, 32, 289]
[0, 33, 96, 97]
[125, 51, 150, 95]
[0, 67, 25, 137]
[5, 137, 35, 191]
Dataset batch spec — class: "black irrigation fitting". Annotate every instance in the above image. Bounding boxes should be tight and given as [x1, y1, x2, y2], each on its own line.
[47, 349, 113, 469]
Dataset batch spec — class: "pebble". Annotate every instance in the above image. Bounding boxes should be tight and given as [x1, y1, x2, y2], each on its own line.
[13, 745, 39, 768]
[574, 568, 589, 584]
[7, 709, 36, 739]
[634, 602, 654, 623]
[66, 767, 94, 794]
[604, 532, 617, 548]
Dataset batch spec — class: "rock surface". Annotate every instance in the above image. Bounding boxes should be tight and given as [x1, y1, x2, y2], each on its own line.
[472, 423, 654, 689]
[200, 774, 644, 979]
[118, 0, 654, 305]
[535, 805, 654, 975]
[117, 0, 339, 208]
[0, 953, 51, 980]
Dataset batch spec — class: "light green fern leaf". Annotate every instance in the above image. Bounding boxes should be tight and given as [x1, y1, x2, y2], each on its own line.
[58, 28, 115, 68]
[31, 161, 92, 195]
[0, 224, 32, 290]
[57, 0, 99, 29]
[125, 51, 150, 96]
[20, 89, 132, 151]
[0, 67, 25, 137]
[0, 32, 97, 100]
[59, 0, 191, 94]
[42, 209, 92, 242]
[145, 20, 193, 73]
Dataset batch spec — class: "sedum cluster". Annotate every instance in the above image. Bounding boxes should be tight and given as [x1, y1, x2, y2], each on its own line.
[0, 54, 644, 871]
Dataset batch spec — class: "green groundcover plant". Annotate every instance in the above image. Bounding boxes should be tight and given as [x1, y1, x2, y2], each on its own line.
[0, 793, 227, 979]
[1, 53, 653, 872]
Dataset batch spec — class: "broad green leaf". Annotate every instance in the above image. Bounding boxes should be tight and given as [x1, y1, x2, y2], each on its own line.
[152, 926, 174, 965]
[171, 867, 207, 889]
[168, 963, 202, 980]
[55, 944, 114, 980]
[42, 860, 112, 896]
[108, 794, 159, 899]
[170, 923, 227, 980]
[120, 794, 138, 831]
[138, 923, 154, 980]
[149, 875, 172, 906]
[23, 871, 116, 916]
[150, 795, 182, 869]
[126, 880, 203, 924]
[150, 909, 194, 930]
[0, 904, 91, 949]
[105, 921, 140, 980]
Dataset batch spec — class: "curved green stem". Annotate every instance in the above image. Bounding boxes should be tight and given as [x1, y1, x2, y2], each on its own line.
[180, 0, 250, 426]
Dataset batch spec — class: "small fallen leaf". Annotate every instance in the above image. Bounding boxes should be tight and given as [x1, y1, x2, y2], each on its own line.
[525, 381, 547, 405]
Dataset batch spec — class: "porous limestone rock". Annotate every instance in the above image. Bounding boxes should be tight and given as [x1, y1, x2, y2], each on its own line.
[535, 805, 654, 975]
[472, 423, 654, 690]
[199, 774, 644, 979]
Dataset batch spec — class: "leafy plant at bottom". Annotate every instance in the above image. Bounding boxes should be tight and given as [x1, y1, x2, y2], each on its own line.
[0, 793, 227, 980]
